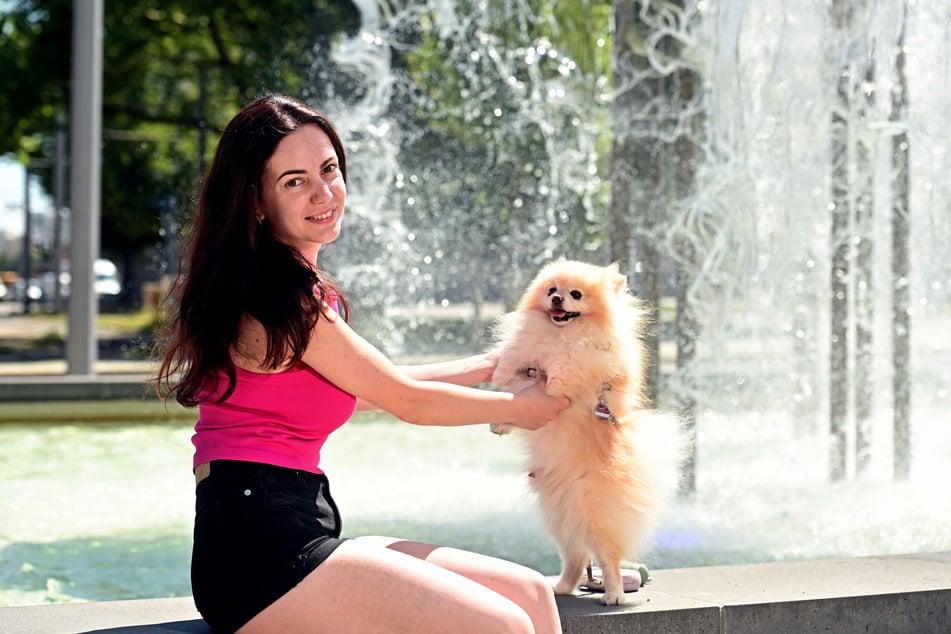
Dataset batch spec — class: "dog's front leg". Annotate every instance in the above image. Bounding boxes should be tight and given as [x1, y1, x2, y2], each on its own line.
[542, 359, 571, 398]
[489, 344, 520, 386]
[489, 355, 541, 435]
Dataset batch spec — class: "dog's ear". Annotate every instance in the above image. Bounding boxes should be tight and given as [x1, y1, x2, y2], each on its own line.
[607, 262, 628, 294]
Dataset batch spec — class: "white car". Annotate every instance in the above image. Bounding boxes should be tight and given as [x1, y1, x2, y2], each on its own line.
[93, 258, 121, 297]
[58, 258, 123, 301]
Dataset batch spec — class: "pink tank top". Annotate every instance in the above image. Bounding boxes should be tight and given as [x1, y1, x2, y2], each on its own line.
[193, 364, 356, 473]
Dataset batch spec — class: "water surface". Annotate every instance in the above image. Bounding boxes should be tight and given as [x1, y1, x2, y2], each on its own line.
[1, 405, 949, 606]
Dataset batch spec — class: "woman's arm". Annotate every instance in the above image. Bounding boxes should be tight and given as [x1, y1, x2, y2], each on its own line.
[302, 309, 564, 429]
[398, 352, 496, 385]
[354, 353, 496, 411]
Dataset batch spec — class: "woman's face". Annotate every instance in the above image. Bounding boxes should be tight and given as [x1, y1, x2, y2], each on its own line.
[255, 124, 346, 264]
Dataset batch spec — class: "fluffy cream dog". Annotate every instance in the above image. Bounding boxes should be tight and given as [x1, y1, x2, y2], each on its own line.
[490, 259, 685, 605]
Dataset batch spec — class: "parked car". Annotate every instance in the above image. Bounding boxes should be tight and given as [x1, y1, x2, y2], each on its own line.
[59, 258, 122, 308]
[8, 259, 122, 310]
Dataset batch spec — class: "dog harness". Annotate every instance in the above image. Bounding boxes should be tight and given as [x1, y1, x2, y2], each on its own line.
[525, 366, 618, 425]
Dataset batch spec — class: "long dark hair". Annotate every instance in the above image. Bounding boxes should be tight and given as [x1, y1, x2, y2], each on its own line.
[155, 94, 350, 406]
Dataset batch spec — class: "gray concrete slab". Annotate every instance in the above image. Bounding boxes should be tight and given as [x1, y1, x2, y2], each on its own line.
[3, 554, 949, 633]
[651, 552, 951, 605]
[0, 373, 154, 401]
[557, 588, 722, 633]
[647, 553, 951, 634]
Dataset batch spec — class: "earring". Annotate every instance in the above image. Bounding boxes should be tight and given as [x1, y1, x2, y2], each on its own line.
[256, 216, 263, 225]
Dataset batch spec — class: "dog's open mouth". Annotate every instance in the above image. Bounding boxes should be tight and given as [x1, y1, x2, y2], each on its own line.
[550, 309, 581, 323]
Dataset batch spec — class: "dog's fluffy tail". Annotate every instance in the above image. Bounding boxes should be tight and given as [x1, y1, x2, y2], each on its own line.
[630, 409, 690, 513]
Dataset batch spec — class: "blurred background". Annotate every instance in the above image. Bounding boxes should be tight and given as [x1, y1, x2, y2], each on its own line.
[0, 0, 949, 607]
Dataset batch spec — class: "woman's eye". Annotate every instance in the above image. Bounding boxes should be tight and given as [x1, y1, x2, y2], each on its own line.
[285, 177, 304, 188]
[570, 290, 582, 300]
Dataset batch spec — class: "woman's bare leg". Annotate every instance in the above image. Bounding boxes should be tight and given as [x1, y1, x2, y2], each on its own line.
[362, 536, 562, 633]
[238, 537, 562, 634]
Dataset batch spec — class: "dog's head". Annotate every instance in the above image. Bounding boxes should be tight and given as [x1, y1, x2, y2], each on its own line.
[517, 259, 629, 328]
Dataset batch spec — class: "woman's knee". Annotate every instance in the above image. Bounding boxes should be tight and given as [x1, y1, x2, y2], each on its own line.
[497, 561, 556, 602]
[488, 602, 536, 634]
[525, 569, 554, 599]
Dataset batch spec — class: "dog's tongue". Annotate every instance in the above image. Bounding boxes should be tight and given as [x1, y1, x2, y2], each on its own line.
[551, 309, 567, 319]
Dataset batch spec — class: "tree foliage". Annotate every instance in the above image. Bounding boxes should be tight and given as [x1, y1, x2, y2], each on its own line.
[0, 0, 614, 307]
[0, 0, 360, 266]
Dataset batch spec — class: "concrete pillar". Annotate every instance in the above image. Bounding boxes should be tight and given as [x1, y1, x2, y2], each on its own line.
[66, 0, 103, 375]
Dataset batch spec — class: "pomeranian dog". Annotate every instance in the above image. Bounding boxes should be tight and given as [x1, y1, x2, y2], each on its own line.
[489, 259, 685, 605]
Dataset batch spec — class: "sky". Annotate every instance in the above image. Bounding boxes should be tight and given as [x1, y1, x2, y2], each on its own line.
[0, 154, 52, 239]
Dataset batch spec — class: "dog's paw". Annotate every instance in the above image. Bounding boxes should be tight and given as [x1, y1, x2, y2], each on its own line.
[553, 578, 578, 595]
[489, 423, 513, 436]
[600, 590, 627, 605]
[544, 375, 569, 397]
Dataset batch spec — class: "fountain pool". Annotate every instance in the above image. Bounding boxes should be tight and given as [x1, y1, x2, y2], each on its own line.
[1, 400, 949, 607]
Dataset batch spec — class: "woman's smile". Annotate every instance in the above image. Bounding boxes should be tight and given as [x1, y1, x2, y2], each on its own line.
[306, 208, 336, 223]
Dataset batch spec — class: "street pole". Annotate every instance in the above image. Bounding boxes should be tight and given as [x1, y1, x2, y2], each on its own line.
[22, 168, 32, 315]
[53, 111, 67, 313]
[66, 0, 103, 375]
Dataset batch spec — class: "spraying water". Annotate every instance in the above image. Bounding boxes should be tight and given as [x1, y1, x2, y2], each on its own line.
[310, 0, 949, 478]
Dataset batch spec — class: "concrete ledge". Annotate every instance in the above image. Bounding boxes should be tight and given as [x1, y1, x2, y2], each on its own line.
[3, 554, 950, 633]
[557, 552, 951, 633]
[0, 373, 154, 402]
[0, 597, 206, 634]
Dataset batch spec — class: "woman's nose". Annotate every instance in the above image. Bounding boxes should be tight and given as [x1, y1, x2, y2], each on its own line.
[311, 179, 332, 202]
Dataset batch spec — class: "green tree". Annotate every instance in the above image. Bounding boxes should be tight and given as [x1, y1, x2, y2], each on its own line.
[0, 0, 359, 294]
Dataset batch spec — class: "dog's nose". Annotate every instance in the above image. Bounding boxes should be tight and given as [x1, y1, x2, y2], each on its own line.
[551, 294, 563, 306]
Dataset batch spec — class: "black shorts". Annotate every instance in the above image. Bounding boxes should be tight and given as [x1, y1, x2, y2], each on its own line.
[191, 460, 346, 633]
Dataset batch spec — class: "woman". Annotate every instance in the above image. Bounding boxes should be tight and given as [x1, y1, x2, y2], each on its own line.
[154, 93, 569, 634]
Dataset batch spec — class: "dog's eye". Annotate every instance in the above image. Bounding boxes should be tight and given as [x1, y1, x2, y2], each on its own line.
[570, 290, 583, 300]
[547, 287, 557, 296]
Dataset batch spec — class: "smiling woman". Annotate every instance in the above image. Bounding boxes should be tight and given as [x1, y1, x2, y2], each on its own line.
[152, 94, 568, 634]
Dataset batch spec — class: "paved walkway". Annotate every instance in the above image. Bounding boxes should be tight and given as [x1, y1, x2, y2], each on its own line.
[0, 305, 152, 378]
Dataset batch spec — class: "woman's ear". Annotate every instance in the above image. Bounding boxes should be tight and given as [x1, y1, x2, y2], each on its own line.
[250, 191, 264, 225]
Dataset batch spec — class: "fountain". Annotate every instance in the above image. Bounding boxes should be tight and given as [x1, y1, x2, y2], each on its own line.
[306, 0, 949, 480]
[1, 0, 949, 608]
[304, 0, 951, 566]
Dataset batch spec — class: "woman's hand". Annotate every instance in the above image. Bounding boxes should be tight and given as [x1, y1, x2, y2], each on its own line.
[510, 382, 570, 431]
